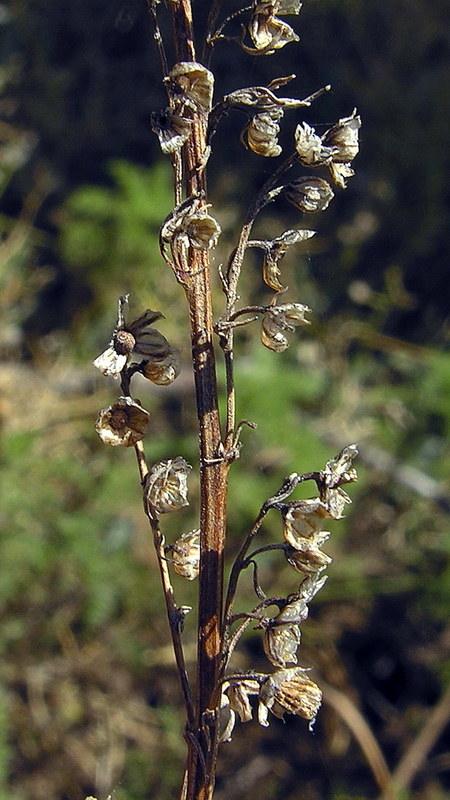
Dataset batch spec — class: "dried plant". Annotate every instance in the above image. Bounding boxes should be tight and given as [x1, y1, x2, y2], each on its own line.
[92, 1, 361, 798]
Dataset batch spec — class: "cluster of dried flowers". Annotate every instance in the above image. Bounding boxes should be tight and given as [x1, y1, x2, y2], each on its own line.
[219, 445, 358, 740]
[91, 0, 362, 773]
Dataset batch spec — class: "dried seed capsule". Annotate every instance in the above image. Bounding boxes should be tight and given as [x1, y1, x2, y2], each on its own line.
[263, 621, 302, 667]
[284, 541, 332, 575]
[150, 108, 192, 154]
[145, 457, 192, 513]
[141, 348, 181, 386]
[258, 667, 322, 726]
[261, 229, 315, 290]
[282, 498, 332, 546]
[285, 177, 334, 213]
[322, 109, 361, 162]
[261, 302, 311, 352]
[167, 62, 214, 113]
[95, 396, 150, 447]
[248, 3, 300, 53]
[226, 679, 260, 723]
[170, 530, 200, 580]
[185, 211, 221, 250]
[294, 121, 335, 166]
[242, 110, 283, 157]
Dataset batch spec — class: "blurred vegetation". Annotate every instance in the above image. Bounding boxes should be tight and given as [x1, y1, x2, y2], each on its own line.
[1, 0, 450, 799]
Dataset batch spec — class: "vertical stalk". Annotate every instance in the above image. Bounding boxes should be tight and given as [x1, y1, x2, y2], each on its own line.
[168, 1, 229, 797]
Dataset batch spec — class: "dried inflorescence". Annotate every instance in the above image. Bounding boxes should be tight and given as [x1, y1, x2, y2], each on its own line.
[295, 109, 361, 188]
[145, 457, 192, 514]
[93, 295, 172, 381]
[249, 228, 315, 291]
[261, 297, 311, 352]
[95, 396, 150, 447]
[167, 530, 201, 580]
[160, 196, 221, 275]
[246, 0, 302, 54]
[221, 447, 358, 740]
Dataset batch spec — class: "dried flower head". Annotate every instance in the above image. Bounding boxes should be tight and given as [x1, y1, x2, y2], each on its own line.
[248, 0, 301, 54]
[258, 667, 322, 726]
[95, 396, 150, 447]
[294, 121, 335, 166]
[140, 348, 181, 385]
[261, 300, 311, 352]
[259, 229, 315, 290]
[241, 109, 283, 157]
[185, 211, 221, 249]
[284, 176, 334, 213]
[322, 109, 361, 163]
[150, 108, 192, 154]
[263, 619, 302, 667]
[321, 444, 358, 517]
[160, 197, 221, 255]
[93, 296, 170, 379]
[282, 498, 332, 546]
[284, 540, 332, 575]
[226, 679, 260, 723]
[166, 62, 214, 114]
[145, 457, 192, 513]
[169, 530, 200, 580]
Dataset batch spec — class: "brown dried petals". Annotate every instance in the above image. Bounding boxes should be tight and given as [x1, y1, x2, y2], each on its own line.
[145, 457, 192, 513]
[261, 301, 311, 352]
[170, 530, 200, 580]
[167, 62, 214, 114]
[285, 176, 334, 213]
[95, 397, 150, 447]
[150, 108, 192, 154]
[258, 667, 322, 726]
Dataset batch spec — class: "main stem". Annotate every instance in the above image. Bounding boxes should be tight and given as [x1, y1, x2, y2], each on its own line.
[168, 2, 229, 798]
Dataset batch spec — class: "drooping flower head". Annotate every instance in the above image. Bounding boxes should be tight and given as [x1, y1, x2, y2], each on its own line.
[93, 295, 171, 379]
[95, 396, 150, 447]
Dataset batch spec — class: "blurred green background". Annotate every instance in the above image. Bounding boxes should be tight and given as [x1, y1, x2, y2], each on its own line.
[1, 0, 450, 798]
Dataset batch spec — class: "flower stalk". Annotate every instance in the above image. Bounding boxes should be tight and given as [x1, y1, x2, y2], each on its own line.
[92, 0, 361, 797]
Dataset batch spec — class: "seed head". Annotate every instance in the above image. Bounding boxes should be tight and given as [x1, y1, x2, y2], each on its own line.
[145, 457, 192, 514]
[95, 397, 150, 447]
[285, 176, 334, 213]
